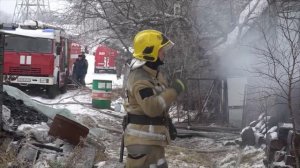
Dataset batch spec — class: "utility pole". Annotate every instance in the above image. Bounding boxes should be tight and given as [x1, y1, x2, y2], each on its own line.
[12, 0, 50, 23]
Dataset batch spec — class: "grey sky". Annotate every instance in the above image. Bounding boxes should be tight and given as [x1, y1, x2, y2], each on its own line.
[0, 0, 16, 15]
[0, 0, 67, 16]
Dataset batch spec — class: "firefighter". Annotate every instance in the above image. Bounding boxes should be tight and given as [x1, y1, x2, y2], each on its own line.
[73, 53, 88, 86]
[123, 29, 185, 168]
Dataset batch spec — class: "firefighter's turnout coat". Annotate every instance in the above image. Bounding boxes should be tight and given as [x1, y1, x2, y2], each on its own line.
[124, 64, 178, 147]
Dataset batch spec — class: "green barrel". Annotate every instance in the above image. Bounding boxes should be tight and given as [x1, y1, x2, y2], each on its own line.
[92, 80, 112, 109]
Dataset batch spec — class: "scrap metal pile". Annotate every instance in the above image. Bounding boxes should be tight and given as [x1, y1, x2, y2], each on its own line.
[0, 91, 106, 168]
[240, 113, 300, 167]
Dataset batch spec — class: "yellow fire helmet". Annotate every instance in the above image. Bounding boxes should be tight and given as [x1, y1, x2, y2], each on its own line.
[133, 29, 174, 62]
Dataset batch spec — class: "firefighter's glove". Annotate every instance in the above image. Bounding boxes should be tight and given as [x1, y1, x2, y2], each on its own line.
[171, 79, 185, 94]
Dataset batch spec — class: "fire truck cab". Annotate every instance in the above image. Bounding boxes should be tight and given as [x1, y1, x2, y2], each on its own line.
[0, 20, 71, 98]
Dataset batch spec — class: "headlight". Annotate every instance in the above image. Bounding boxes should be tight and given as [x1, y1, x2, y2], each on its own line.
[40, 78, 48, 83]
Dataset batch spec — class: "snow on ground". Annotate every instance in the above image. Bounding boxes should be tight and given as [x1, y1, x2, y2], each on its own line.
[27, 54, 266, 167]
[30, 87, 266, 167]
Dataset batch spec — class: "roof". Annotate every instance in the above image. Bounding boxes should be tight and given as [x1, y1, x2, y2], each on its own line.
[0, 27, 58, 39]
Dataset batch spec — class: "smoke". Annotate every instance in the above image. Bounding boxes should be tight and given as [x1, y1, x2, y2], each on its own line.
[217, 4, 300, 125]
[205, 0, 300, 124]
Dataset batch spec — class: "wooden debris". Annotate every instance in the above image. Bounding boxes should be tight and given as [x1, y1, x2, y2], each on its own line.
[284, 155, 296, 167]
[274, 151, 286, 162]
[241, 126, 255, 146]
[17, 143, 38, 164]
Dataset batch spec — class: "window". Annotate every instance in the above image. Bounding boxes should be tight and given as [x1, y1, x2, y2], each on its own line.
[5, 35, 53, 53]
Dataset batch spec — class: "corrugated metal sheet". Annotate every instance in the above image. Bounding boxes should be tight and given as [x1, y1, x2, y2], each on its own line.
[48, 114, 89, 145]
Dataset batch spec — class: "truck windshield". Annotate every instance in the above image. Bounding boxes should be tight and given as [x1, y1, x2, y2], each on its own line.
[5, 35, 53, 53]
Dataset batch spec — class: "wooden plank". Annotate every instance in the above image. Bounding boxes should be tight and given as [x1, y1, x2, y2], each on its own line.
[187, 77, 216, 81]
[175, 123, 240, 133]
[177, 128, 238, 139]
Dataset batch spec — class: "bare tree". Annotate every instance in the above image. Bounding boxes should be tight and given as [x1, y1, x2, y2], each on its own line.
[59, 0, 209, 109]
[57, 0, 253, 123]
[58, 0, 250, 77]
[254, 1, 300, 167]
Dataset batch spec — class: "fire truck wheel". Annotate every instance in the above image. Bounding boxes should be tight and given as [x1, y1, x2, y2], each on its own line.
[47, 85, 59, 99]
[60, 85, 67, 94]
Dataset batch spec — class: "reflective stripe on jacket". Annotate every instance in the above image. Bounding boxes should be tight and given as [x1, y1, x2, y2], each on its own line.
[124, 65, 178, 147]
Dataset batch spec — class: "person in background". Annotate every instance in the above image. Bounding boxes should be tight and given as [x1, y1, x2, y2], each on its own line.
[73, 53, 88, 86]
[122, 29, 185, 168]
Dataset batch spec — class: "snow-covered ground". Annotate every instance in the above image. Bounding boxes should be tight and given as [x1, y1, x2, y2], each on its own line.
[23, 54, 266, 167]
[28, 88, 266, 167]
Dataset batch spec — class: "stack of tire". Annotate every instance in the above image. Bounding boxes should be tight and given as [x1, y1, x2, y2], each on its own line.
[240, 113, 299, 167]
[264, 123, 299, 168]
[240, 113, 278, 147]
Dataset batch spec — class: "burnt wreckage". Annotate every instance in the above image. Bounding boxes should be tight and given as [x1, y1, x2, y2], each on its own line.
[2, 91, 48, 130]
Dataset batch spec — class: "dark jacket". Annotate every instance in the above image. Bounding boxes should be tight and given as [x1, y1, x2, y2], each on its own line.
[73, 57, 88, 76]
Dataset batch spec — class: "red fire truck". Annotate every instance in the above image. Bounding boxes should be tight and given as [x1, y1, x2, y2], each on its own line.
[94, 44, 118, 74]
[0, 20, 71, 98]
